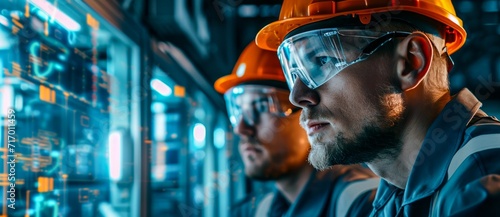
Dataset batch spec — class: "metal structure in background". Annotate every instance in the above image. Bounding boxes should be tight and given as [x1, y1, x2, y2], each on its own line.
[0, 0, 235, 217]
[449, 0, 500, 102]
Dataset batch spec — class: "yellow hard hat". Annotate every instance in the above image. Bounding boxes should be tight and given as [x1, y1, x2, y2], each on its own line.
[255, 0, 466, 54]
[214, 42, 285, 94]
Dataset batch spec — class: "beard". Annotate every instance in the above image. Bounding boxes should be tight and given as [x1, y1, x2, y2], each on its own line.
[245, 165, 273, 181]
[244, 158, 296, 181]
[240, 136, 293, 181]
[239, 137, 271, 180]
[308, 123, 403, 170]
[305, 87, 405, 170]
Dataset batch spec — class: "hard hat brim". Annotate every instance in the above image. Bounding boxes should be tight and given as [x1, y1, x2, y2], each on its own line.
[214, 74, 286, 94]
[256, 7, 466, 54]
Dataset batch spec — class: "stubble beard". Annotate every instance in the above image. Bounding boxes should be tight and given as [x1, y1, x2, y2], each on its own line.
[308, 123, 403, 170]
[307, 90, 405, 170]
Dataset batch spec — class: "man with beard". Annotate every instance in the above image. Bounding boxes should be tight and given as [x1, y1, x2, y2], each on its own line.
[215, 42, 379, 217]
[255, 0, 500, 216]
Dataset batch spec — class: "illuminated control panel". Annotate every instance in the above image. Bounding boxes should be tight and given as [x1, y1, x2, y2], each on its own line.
[0, 0, 137, 216]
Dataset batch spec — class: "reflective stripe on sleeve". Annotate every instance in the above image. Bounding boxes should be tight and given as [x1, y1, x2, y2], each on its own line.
[336, 178, 379, 217]
[255, 192, 275, 217]
[448, 134, 500, 180]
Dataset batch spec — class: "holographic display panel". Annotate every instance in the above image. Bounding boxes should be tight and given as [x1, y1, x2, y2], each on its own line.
[0, 0, 136, 216]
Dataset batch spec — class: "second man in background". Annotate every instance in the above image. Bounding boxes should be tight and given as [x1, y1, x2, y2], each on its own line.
[214, 42, 379, 217]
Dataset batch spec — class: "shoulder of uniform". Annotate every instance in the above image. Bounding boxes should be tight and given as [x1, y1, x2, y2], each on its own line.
[231, 193, 260, 210]
[465, 116, 500, 139]
[468, 115, 500, 126]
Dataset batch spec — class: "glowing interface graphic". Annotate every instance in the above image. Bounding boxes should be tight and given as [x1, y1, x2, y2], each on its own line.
[0, 0, 125, 216]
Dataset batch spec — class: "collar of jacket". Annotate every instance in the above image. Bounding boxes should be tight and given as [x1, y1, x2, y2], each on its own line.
[373, 88, 483, 209]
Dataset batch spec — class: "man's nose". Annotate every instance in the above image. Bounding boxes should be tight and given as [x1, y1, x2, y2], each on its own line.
[233, 117, 255, 136]
[289, 78, 320, 108]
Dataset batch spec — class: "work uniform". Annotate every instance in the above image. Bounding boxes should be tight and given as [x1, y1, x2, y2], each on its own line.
[231, 165, 379, 217]
[370, 89, 500, 217]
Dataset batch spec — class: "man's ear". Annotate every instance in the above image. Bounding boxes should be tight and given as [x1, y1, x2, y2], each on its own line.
[396, 32, 433, 91]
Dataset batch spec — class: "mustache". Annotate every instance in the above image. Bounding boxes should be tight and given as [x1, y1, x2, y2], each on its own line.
[239, 136, 259, 145]
[299, 106, 333, 126]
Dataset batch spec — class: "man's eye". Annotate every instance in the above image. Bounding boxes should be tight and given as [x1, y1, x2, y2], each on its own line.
[314, 56, 330, 66]
[254, 101, 269, 113]
[315, 55, 348, 68]
[315, 56, 342, 66]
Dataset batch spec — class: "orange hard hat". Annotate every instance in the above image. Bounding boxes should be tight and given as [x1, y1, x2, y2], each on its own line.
[214, 42, 285, 94]
[255, 0, 466, 54]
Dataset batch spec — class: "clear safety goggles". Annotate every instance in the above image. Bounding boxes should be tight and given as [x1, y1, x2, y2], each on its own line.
[277, 28, 412, 90]
[224, 85, 299, 128]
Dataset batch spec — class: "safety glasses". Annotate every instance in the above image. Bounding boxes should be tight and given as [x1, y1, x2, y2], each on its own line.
[277, 28, 412, 90]
[224, 85, 299, 128]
